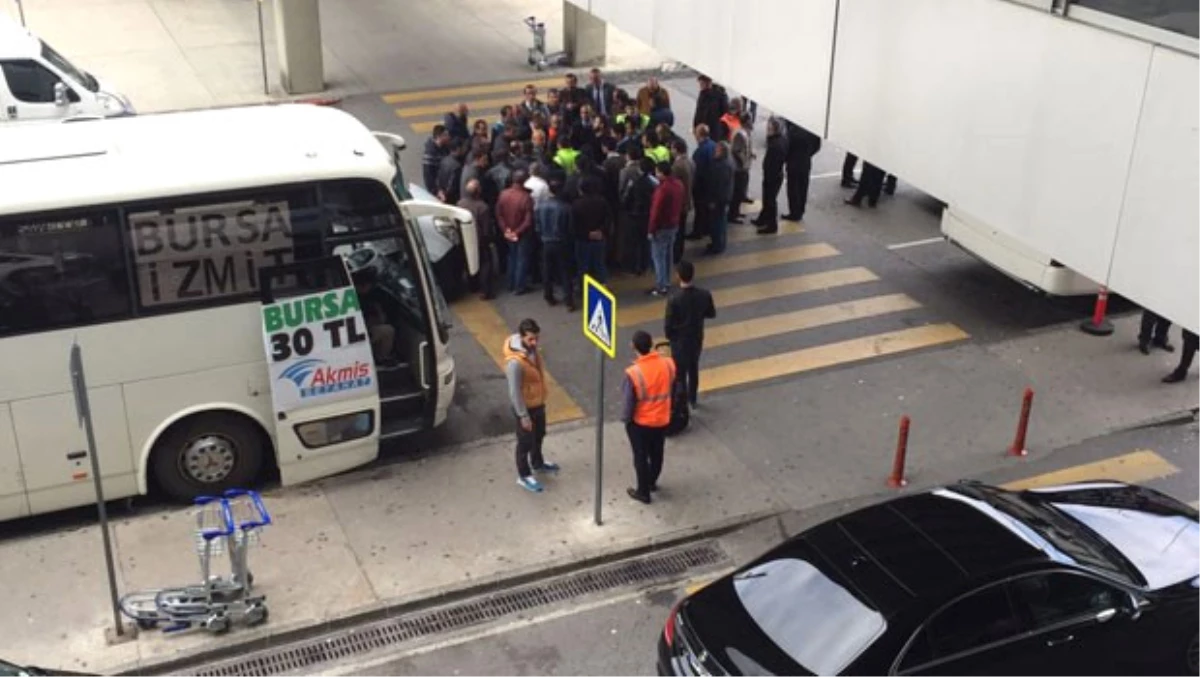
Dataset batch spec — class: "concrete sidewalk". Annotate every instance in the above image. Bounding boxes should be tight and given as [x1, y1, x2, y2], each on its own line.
[0, 420, 782, 675]
[1, 0, 666, 114]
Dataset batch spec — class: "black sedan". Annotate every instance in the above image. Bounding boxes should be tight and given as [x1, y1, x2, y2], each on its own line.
[659, 480, 1199, 675]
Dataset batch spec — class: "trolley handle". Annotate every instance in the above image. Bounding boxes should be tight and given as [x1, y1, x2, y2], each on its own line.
[224, 489, 273, 529]
[193, 495, 235, 540]
[524, 15, 542, 29]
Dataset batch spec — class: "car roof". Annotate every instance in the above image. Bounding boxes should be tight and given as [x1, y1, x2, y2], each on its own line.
[0, 18, 39, 59]
[799, 485, 1068, 618]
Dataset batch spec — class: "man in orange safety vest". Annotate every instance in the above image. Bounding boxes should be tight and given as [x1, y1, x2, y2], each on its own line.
[621, 330, 676, 504]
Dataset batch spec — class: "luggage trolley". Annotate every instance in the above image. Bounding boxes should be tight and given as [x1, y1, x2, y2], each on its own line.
[119, 490, 272, 634]
[524, 15, 566, 71]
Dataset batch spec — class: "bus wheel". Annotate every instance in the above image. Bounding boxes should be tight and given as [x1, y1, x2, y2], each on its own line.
[152, 413, 265, 502]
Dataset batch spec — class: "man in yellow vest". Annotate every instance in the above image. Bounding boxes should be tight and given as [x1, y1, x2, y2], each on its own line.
[503, 318, 560, 492]
[621, 330, 677, 504]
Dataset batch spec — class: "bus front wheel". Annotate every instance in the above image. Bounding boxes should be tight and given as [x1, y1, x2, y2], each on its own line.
[152, 413, 266, 502]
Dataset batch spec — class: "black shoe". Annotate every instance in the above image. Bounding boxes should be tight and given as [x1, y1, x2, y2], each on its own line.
[545, 296, 558, 306]
[1163, 371, 1187, 384]
[844, 198, 862, 207]
[1153, 340, 1176, 353]
[627, 487, 652, 504]
[756, 226, 777, 235]
[750, 216, 766, 226]
[841, 179, 858, 188]
[781, 213, 802, 221]
[566, 304, 577, 313]
[1139, 343, 1151, 355]
[867, 199, 878, 208]
[649, 484, 659, 493]
[741, 197, 754, 204]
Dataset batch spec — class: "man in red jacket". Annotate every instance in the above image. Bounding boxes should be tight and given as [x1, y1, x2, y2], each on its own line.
[648, 161, 684, 296]
[496, 170, 534, 295]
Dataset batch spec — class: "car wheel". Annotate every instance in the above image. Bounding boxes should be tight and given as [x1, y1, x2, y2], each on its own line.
[152, 413, 265, 502]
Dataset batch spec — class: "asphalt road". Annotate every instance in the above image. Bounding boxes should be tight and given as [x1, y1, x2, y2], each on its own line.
[325, 419, 1198, 676]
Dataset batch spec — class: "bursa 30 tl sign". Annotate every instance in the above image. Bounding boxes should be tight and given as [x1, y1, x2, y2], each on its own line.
[260, 286, 377, 413]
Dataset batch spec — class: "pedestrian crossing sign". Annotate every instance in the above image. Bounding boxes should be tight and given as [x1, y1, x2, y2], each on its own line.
[582, 274, 617, 359]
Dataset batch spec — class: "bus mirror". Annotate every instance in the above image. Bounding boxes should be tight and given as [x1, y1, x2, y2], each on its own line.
[54, 82, 69, 107]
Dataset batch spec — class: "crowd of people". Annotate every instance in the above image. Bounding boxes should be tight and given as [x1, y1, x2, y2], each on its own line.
[421, 70, 826, 308]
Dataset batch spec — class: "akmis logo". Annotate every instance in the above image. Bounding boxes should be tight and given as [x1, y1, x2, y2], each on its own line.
[278, 358, 373, 398]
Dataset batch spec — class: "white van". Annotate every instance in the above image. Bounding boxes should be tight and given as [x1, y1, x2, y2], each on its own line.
[0, 17, 134, 123]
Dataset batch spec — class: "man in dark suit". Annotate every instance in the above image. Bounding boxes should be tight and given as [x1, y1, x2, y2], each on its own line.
[692, 75, 728, 140]
[586, 68, 617, 119]
[560, 73, 587, 125]
[783, 120, 820, 222]
[754, 118, 789, 233]
[664, 260, 716, 409]
[443, 103, 470, 143]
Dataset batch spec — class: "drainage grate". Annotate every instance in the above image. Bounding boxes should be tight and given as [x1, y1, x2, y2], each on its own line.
[188, 541, 727, 677]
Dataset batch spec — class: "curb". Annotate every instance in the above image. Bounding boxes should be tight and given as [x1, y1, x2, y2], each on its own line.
[112, 506, 781, 676]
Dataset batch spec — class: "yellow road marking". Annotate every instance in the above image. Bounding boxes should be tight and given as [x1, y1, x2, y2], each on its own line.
[698, 323, 968, 393]
[409, 120, 439, 134]
[1190, 500, 1199, 509]
[685, 577, 717, 595]
[382, 76, 564, 104]
[703, 294, 922, 350]
[395, 95, 523, 119]
[684, 221, 804, 251]
[619, 266, 878, 327]
[607, 243, 839, 295]
[452, 296, 585, 425]
[1001, 450, 1179, 491]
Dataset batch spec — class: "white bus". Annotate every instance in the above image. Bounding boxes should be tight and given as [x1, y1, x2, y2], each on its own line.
[0, 104, 476, 519]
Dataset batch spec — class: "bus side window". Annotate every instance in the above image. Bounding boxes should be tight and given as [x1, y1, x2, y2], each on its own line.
[320, 179, 403, 235]
[0, 209, 132, 337]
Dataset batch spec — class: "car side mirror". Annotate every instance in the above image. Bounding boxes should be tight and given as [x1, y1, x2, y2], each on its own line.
[53, 82, 68, 106]
[1125, 592, 1145, 621]
[1095, 608, 1118, 623]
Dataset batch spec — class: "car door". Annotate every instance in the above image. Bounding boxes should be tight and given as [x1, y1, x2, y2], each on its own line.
[1006, 571, 1137, 675]
[895, 581, 1031, 675]
[0, 59, 80, 121]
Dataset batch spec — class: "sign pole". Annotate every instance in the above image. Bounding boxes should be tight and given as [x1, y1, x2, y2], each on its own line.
[70, 343, 124, 638]
[256, 0, 269, 96]
[593, 349, 605, 526]
[581, 274, 617, 528]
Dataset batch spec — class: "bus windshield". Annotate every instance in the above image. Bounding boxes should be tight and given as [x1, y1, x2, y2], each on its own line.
[41, 40, 98, 92]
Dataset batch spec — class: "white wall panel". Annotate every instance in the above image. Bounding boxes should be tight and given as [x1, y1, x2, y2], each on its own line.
[653, 0, 735, 85]
[1108, 48, 1200, 332]
[607, 0, 655, 47]
[729, 0, 836, 133]
[831, 0, 1154, 283]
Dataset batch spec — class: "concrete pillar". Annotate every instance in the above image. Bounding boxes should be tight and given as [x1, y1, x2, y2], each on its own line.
[272, 0, 324, 95]
[562, 1, 606, 67]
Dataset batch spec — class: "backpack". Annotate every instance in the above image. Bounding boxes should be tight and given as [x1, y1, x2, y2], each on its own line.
[656, 341, 690, 436]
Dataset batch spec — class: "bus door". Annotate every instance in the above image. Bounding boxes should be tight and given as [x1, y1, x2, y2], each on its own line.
[257, 257, 381, 483]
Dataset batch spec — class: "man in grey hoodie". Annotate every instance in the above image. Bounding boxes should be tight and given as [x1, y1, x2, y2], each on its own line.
[503, 318, 561, 492]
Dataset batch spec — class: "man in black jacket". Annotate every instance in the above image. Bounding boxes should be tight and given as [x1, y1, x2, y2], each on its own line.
[436, 140, 468, 204]
[783, 120, 820, 222]
[422, 125, 451, 193]
[692, 75, 728, 140]
[443, 103, 470, 143]
[664, 260, 716, 409]
[585, 68, 617, 118]
[754, 118, 789, 234]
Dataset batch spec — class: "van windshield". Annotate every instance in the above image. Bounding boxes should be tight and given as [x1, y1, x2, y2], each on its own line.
[41, 40, 98, 92]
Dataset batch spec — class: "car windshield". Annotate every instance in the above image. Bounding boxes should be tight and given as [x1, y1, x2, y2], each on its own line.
[40, 40, 97, 92]
[964, 486, 1136, 584]
[733, 558, 887, 675]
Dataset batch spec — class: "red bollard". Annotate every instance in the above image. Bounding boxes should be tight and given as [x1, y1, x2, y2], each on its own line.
[888, 416, 910, 488]
[1008, 388, 1034, 457]
[1080, 286, 1114, 336]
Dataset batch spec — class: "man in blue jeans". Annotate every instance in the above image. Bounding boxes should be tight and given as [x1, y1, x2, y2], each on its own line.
[496, 170, 534, 294]
[571, 175, 612, 287]
[648, 161, 684, 295]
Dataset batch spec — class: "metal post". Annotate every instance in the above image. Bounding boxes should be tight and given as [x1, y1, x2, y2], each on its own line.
[70, 343, 124, 637]
[15, 0, 26, 26]
[593, 350, 605, 526]
[256, 0, 269, 96]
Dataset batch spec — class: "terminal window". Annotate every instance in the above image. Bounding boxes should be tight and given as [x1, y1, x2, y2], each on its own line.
[1074, 0, 1199, 39]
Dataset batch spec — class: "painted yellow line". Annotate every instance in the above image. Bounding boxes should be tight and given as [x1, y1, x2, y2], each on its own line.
[704, 294, 922, 350]
[1001, 450, 1179, 491]
[698, 323, 969, 393]
[452, 296, 585, 425]
[409, 120, 439, 135]
[607, 243, 840, 295]
[1190, 499, 1199, 509]
[618, 266, 879, 327]
[382, 76, 565, 104]
[395, 95, 523, 119]
[685, 578, 717, 595]
[684, 220, 804, 251]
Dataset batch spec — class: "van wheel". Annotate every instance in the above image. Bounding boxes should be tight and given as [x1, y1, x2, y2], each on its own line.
[152, 413, 265, 502]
